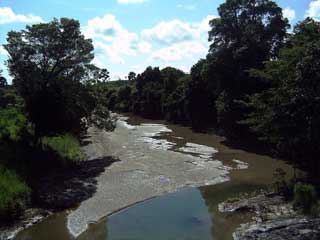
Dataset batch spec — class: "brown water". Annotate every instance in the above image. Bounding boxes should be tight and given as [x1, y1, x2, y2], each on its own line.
[16, 114, 294, 240]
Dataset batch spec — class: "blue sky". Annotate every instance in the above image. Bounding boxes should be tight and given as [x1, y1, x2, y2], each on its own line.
[1, 0, 320, 81]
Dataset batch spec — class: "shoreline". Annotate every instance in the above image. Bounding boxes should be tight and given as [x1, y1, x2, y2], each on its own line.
[0, 156, 119, 240]
[0, 209, 51, 240]
[219, 192, 320, 240]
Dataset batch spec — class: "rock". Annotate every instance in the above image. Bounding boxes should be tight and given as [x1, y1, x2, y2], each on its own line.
[234, 217, 320, 240]
[218, 193, 284, 214]
[219, 193, 320, 240]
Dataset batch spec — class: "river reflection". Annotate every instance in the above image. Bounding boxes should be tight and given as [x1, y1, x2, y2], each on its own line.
[82, 188, 213, 240]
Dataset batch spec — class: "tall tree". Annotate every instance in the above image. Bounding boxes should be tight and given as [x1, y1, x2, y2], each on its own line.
[4, 18, 99, 137]
[186, 59, 215, 130]
[242, 18, 320, 179]
[196, 0, 290, 134]
[208, 0, 288, 96]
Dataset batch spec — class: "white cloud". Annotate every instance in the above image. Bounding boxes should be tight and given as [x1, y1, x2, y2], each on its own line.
[177, 65, 190, 73]
[306, 0, 320, 19]
[146, 15, 215, 63]
[151, 41, 207, 62]
[141, 15, 216, 46]
[84, 14, 139, 66]
[117, 0, 147, 4]
[141, 19, 200, 45]
[283, 7, 296, 21]
[84, 14, 215, 75]
[0, 7, 43, 24]
[198, 15, 216, 32]
[0, 46, 7, 56]
[138, 41, 152, 53]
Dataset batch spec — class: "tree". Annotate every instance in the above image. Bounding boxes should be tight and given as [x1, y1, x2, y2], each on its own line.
[199, 0, 289, 134]
[186, 59, 215, 130]
[116, 86, 132, 111]
[208, 0, 288, 94]
[242, 18, 320, 179]
[161, 67, 185, 98]
[4, 18, 99, 138]
[0, 70, 7, 88]
[164, 75, 190, 123]
[132, 67, 163, 118]
[128, 72, 136, 82]
[209, 0, 288, 63]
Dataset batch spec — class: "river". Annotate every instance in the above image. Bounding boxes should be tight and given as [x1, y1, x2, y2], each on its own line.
[16, 114, 293, 240]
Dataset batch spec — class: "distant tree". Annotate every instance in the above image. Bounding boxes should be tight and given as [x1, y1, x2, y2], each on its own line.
[98, 68, 110, 83]
[185, 59, 217, 130]
[161, 67, 185, 97]
[164, 75, 190, 123]
[128, 72, 136, 82]
[0, 70, 7, 88]
[4, 18, 99, 138]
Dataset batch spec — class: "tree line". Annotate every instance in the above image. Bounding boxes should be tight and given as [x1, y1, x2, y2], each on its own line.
[107, 0, 320, 181]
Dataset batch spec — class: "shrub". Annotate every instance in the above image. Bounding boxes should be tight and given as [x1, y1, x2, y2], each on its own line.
[42, 134, 85, 165]
[293, 183, 318, 215]
[0, 108, 31, 143]
[0, 166, 30, 222]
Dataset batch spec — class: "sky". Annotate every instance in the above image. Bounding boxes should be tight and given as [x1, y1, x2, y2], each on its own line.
[0, 0, 320, 81]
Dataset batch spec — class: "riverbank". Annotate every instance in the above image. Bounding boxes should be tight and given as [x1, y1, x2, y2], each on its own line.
[0, 209, 50, 240]
[219, 192, 320, 239]
[0, 155, 119, 240]
[13, 114, 296, 240]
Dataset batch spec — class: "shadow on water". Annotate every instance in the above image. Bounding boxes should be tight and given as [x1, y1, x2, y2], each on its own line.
[34, 157, 119, 210]
[221, 138, 272, 157]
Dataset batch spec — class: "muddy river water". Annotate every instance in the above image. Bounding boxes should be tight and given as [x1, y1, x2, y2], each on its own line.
[16, 114, 293, 240]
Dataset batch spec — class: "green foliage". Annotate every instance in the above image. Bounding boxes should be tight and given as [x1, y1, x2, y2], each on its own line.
[182, 0, 289, 132]
[186, 59, 216, 130]
[42, 134, 85, 165]
[0, 166, 30, 221]
[293, 183, 318, 215]
[105, 67, 189, 122]
[116, 86, 132, 111]
[242, 18, 320, 177]
[0, 107, 31, 143]
[164, 75, 190, 123]
[4, 18, 102, 137]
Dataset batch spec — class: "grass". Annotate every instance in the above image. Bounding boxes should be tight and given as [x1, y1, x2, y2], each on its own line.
[0, 166, 30, 222]
[42, 133, 85, 165]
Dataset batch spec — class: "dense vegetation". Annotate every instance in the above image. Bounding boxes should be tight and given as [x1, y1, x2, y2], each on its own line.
[107, 0, 320, 182]
[0, 18, 111, 222]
